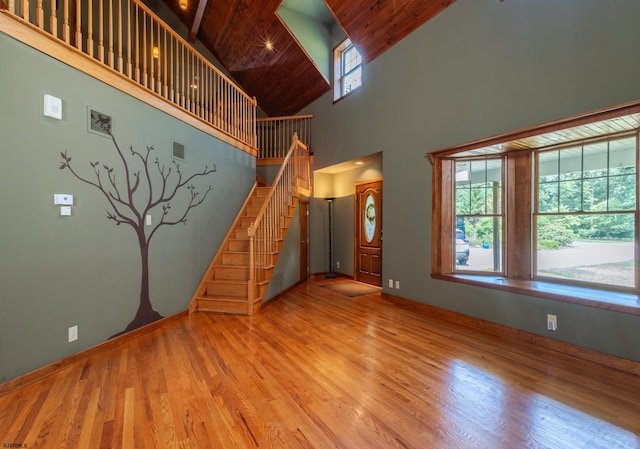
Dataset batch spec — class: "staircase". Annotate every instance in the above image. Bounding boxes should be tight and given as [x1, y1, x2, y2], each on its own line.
[189, 134, 310, 315]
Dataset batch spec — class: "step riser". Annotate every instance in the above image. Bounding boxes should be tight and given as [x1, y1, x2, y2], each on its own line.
[221, 253, 250, 266]
[229, 240, 250, 252]
[198, 298, 250, 315]
[206, 282, 248, 297]
[214, 266, 249, 280]
[240, 216, 256, 228]
[235, 228, 250, 239]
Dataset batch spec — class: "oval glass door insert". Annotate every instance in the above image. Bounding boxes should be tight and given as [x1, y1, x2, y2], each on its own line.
[364, 193, 376, 243]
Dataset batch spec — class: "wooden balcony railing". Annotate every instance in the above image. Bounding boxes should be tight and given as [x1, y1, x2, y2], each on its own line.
[256, 115, 313, 160]
[247, 133, 310, 312]
[1, 0, 256, 149]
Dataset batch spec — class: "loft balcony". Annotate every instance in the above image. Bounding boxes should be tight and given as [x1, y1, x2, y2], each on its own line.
[1, 0, 257, 154]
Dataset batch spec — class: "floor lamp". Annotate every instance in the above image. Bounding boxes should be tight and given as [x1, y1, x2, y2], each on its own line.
[325, 198, 336, 279]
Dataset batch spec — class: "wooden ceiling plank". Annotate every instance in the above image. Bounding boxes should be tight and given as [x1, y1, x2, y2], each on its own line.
[165, 0, 455, 116]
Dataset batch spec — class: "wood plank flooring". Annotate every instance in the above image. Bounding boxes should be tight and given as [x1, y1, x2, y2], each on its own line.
[1, 278, 640, 448]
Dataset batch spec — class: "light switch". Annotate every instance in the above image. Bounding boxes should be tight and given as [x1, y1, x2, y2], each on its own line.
[54, 194, 74, 205]
[60, 206, 72, 216]
[145, 215, 152, 226]
[44, 94, 63, 120]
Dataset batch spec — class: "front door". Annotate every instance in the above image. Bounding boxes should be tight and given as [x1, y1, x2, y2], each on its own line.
[355, 180, 382, 286]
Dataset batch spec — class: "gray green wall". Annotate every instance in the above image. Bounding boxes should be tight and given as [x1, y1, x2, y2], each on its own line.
[303, 0, 640, 361]
[278, 5, 332, 82]
[0, 33, 255, 382]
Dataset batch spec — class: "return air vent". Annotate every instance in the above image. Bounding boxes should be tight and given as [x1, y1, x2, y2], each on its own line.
[172, 141, 185, 160]
[88, 108, 113, 136]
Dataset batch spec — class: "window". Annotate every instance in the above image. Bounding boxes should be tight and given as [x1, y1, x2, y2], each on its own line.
[430, 101, 640, 310]
[535, 137, 636, 287]
[333, 38, 363, 102]
[455, 158, 504, 273]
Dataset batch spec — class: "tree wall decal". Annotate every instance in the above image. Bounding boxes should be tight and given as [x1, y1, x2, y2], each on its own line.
[59, 124, 216, 338]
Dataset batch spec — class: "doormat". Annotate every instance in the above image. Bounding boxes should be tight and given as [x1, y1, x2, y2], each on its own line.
[319, 281, 381, 297]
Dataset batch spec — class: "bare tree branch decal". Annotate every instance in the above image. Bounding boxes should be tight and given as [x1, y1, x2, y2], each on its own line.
[59, 124, 217, 337]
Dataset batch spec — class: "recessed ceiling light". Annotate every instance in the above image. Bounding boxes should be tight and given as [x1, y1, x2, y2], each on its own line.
[265, 40, 274, 51]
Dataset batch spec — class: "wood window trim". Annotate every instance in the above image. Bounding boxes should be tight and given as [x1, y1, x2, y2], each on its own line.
[430, 100, 640, 315]
[332, 38, 363, 103]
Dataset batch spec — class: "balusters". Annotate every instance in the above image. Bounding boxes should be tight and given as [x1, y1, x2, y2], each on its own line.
[98, 0, 104, 62]
[163, 27, 167, 97]
[86, 0, 92, 54]
[134, 5, 139, 82]
[188, 50, 194, 113]
[49, 0, 56, 37]
[117, 0, 122, 72]
[75, 0, 80, 51]
[63, 0, 70, 44]
[35, 0, 42, 28]
[108, 0, 113, 67]
[149, 15, 154, 91]
[126, 0, 131, 77]
[180, 43, 185, 108]
[169, 37, 174, 102]
[206, 63, 211, 123]
[4, 0, 257, 148]
[142, 11, 147, 87]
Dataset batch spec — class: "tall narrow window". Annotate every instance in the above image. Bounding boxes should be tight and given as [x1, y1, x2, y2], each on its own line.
[535, 137, 637, 288]
[454, 158, 504, 273]
[333, 38, 363, 102]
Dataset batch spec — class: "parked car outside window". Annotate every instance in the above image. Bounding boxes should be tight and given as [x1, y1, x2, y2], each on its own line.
[455, 229, 469, 265]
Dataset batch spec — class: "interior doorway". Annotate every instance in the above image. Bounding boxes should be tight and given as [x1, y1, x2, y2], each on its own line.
[299, 200, 309, 281]
[354, 179, 382, 286]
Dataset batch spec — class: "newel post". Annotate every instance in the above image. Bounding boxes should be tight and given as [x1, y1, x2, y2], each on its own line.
[247, 223, 256, 315]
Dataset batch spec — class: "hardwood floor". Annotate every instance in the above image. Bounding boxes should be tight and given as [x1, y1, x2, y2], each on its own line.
[1, 278, 640, 448]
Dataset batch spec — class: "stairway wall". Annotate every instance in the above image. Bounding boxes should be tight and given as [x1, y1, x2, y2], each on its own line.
[0, 33, 255, 383]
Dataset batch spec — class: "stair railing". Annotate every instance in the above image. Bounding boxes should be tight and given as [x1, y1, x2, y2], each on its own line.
[247, 133, 310, 313]
[256, 115, 313, 159]
[1, 0, 257, 148]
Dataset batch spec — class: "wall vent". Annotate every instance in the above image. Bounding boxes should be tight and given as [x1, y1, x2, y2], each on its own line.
[88, 108, 113, 136]
[172, 141, 185, 160]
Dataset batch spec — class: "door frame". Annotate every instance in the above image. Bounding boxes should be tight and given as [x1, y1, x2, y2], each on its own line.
[299, 199, 309, 282]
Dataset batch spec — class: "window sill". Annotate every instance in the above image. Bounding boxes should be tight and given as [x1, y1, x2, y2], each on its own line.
[332, 86, 362, 105]
[432, 273, 640, 316]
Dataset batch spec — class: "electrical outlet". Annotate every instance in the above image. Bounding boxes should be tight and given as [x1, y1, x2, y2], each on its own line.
[68, 325, 78, 342]
[336, 261, 340, 269]
[388, 279, 394, 289]
[547, 314, 557, 331]
[395, 280, 400, 289]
